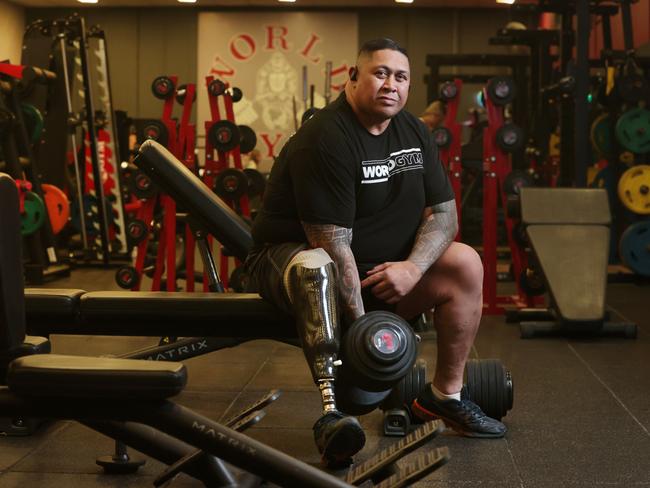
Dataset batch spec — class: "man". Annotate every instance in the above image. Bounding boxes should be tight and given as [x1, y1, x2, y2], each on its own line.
[245, 38, 506, 468]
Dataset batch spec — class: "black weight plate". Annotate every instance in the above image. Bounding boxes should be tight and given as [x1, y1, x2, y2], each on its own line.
[439, 81, 458, 101]
[243, 168, 266, 198]
[115, 266, 139, 289]
[151, 76, 175, 100]
[126, 219, 148, 245]
[130, 171, 158, 200]
[230, 87, 243, 102]
[214, 168, 248, 201]
[432, 127, 452, 148]
[487, 77, 516, 106]
[143, 120, 169, 147]
[503, 169, 534, 196]
[238, 125, 257, 153]
[208, 120, 241, 153]
[337, 383, 392, 416]
[496, 123, 524, 153]
[208, 79, 227, 97]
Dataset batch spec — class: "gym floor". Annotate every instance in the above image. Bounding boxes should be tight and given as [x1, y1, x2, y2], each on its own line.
[0, 268, 648, 487]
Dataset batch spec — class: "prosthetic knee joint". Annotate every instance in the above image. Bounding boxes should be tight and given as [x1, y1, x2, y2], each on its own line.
[285, 249, 341, 414]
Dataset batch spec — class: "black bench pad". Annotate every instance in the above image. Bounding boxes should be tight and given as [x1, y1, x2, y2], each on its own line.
[24, 288, 84, 323]
[8, 355, 186, 399]
[26, 290, 296, 338]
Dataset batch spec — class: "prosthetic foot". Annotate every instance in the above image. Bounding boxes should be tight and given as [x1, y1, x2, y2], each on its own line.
[285, 249, 366, 467]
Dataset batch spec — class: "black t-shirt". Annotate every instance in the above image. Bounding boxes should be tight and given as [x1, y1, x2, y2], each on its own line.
[251, 93, 454, 273]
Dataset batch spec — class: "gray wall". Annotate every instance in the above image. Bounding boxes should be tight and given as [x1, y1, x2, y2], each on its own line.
[25, 7, 527, 118]
[0, 0, 25, 64]
[358, 8, 531, 114]
[26, 7, 197, 119]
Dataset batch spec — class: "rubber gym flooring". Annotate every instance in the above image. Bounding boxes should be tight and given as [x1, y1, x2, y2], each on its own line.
[0, 268, 648, 487]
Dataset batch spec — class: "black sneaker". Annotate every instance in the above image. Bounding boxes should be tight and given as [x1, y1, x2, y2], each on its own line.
[411, 383, 507, 439]
[313, 411, 366, 468]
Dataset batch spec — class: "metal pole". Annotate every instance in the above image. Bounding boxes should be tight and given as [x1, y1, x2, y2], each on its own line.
[75, 15, 111, 262]
[58, 33, 89, 251]
[575, 0, 590, 188]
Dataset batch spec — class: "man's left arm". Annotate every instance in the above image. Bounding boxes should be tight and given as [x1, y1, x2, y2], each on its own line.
[360, 199, 458, 303]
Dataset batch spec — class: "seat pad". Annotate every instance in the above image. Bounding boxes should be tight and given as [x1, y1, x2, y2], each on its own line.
[7, 354, 187, 400]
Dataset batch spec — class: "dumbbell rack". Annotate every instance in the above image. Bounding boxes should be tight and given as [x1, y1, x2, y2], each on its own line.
[0, 62, 72, 283]
[124, 76, 198, 292]
[481, 84, 539, 315]
[203, 75, 251, 289]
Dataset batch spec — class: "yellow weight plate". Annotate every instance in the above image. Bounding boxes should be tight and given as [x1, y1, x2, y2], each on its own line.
[618, 164, 650, 214]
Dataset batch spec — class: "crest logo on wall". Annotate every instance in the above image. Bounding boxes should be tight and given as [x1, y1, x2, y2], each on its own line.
[198, 13, 358, 171]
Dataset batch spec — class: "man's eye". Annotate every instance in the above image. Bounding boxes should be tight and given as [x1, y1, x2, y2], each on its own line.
[376, 70, 388, 78]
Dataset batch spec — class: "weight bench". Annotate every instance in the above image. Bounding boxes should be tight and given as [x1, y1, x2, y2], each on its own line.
[23, 138, 297, 354]
[508, 187, 637, 339]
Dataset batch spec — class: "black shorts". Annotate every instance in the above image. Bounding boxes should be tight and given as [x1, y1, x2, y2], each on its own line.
[243, 242, 307, 315]
[243, 242, 395, 316]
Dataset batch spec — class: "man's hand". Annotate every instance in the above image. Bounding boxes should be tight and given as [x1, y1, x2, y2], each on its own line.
[361, 261, 423, 304]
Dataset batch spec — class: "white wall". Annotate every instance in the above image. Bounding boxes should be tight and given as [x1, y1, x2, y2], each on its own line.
[0, 0, 25, 64]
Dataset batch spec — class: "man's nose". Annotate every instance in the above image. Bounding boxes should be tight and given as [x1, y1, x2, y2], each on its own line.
[382, 76, 397, 91]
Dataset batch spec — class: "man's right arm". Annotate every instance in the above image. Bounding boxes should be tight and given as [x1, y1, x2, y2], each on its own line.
[302, 222, 365, 325]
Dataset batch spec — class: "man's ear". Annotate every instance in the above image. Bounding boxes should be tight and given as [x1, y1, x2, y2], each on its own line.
[349, 66, 358, 82]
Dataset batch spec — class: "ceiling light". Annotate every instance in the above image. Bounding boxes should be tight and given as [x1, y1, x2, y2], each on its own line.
[496, 0, 516, 4]
[395, 0, 414, 3]
[178, 0, 197, 3]
[77, 0, 98, 3]
[278, 0, 297, 3]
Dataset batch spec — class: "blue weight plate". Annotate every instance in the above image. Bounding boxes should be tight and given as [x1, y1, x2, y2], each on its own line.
[619, 220, 650, 276]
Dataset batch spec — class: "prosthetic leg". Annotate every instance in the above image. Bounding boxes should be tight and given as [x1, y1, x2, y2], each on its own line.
[285, 248, 341, 413]
[284, 248, 365, 466]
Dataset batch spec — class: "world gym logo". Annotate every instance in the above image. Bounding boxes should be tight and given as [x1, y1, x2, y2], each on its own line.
[361, 148, 424, 184]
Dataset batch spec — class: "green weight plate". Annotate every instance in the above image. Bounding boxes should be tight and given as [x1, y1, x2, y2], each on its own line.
[21, 191, 46, 236]
[615, 108, 650, 154]
[617, 164, 650, 215]
[590, 113, 615, 158]
[619, 220, 650, 276]
[21, 103, 44, 145]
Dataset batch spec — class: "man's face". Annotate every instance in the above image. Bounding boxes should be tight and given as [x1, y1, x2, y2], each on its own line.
[351, 49, 410, 120]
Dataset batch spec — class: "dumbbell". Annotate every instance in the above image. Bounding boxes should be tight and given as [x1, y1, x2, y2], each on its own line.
[335, 311, 418, 416]
[214, 168, 248, 202]
[381, 358, 514, 436]
[126, 219, 148, 246]
[486, 76, 516, 106]
[151, 76, 175, 100]
[496, 123, 524, 153]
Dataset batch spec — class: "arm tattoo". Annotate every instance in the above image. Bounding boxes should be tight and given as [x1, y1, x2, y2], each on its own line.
[302, 222, 365, 323]
[407, 199, 459, 274]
